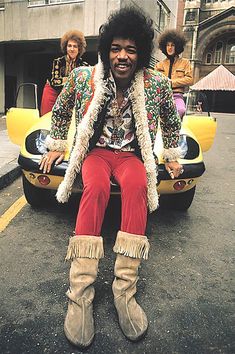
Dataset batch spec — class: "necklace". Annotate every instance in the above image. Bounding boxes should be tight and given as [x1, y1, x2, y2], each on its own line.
[110, 99, 124, 128]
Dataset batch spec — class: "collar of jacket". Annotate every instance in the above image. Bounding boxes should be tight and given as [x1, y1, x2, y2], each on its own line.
[166, 54, 179, 62]
[56, 60, 159, 212]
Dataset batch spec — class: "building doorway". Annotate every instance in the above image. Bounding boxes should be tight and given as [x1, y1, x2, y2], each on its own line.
[5, 75, 17, 112]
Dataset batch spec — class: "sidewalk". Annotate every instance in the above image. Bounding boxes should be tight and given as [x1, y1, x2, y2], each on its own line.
[0, 115, 21, 189]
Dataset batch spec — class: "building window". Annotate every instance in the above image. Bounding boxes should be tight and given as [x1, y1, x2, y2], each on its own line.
[214, 41, 223, 64]
[204, 39, 235, 65]
[203, 0, 227, 2]
[0, 2, 5, 9]
[185, 11, 196, 22]
[159, 8, 169, 31]
[202, 0, 225, 2]
[28, 0, 47, 4]
[49, 0, 78, 3]
[225, 38, 235, 64]
[28, 0, 81, 5]
[155, 1, 170, 32]
[206, 53, 212, 64]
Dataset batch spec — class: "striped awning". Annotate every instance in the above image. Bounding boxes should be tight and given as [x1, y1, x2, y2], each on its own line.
[191, 65, 235, 91]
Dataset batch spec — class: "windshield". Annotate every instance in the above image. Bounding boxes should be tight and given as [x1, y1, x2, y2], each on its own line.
[15, 83, 38, 109]
[185, 90, 210, 116]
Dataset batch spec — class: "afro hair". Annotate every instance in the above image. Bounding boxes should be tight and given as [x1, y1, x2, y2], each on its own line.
[158, 29, 187, 56]
[98, 7, 154, 72]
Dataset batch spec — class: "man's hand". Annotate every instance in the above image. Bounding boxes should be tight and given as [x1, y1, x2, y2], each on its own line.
[165, 161, 184, 179]
[39, 151, 65, 174]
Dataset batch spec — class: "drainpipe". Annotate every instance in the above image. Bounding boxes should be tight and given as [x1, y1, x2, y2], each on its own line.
[191, 24, 199, 81]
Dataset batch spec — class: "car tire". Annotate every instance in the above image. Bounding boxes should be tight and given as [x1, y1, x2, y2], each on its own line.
[22, 174, 52, 207]
[160, 186, 196, 211]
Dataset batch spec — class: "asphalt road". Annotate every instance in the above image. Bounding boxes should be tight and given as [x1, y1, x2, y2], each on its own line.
[0, 113, 234, 354]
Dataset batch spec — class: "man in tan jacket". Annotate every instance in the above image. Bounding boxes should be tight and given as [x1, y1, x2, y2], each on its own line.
[156, 29, 193, 119]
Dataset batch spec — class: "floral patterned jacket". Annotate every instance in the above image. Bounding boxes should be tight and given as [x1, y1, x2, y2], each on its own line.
[46, 61, 181, 212]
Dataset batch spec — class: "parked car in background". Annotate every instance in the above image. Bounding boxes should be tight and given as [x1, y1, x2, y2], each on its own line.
[6, 84, 217, 211]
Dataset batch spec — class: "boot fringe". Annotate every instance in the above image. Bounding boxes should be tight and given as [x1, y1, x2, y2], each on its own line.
[113, 231, 150, 260]
[65, 236, 104, 260]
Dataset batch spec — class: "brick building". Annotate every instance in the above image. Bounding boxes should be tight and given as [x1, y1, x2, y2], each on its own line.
[177, 0, 235, 112]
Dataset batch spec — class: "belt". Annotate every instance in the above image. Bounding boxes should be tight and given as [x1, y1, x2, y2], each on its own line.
[96, 146, 135, 154]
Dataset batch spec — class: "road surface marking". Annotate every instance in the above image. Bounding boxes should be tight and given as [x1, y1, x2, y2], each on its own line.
[0, 195, 27, 232]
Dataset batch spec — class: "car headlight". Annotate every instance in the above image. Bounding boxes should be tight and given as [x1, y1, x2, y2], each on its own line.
[25, 129, 49, 155]
[179, 134, 200, 159]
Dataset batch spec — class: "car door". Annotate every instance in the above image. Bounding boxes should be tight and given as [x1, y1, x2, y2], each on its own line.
[6, 83, 41, 146]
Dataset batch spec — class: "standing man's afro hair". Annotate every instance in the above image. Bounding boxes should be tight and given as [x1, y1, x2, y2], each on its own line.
[158, 29, 187, 56]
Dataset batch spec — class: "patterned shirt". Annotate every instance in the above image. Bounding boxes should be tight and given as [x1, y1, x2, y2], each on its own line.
[96, 74, 135, 151]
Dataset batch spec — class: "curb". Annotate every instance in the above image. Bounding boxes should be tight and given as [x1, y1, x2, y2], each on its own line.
[0, 160, 22, 190]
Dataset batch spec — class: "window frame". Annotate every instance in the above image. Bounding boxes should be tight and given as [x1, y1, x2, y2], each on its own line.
[206, 52, 212, 64]
[225, 38, 235, 64]
[214, 41, 223, 64]
[28, 0, 83, 6]
[155, 0, 170, 32]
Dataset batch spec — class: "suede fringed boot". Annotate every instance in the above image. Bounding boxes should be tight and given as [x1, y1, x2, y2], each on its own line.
[112, 231, 150, 341]
[64, 235, 104, 348]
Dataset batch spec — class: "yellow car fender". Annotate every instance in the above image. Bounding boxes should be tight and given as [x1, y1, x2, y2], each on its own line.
[183, 115, 217, 152]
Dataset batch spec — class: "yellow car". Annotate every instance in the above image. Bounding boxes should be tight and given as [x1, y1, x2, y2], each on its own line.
[6, 85, 217, 211]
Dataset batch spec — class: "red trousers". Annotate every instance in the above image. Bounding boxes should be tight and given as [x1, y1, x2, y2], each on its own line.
[40, 82, 59, 116]
[75, 148, 148, 236]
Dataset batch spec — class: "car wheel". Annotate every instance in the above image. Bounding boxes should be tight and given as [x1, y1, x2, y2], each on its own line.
[22, 174, 52, 207]
[160, 186, 196, 211]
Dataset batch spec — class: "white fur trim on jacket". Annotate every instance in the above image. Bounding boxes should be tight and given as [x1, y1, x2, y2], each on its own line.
[45, 135, 68, 152]
[130, 71, 159, 212]
[56, 60, 107, 203]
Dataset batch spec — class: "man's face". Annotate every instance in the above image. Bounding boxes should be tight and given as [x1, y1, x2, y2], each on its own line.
[166, 41, 175, 56]
[109, 38, 138, 87]
[67, 39, 79, 60]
